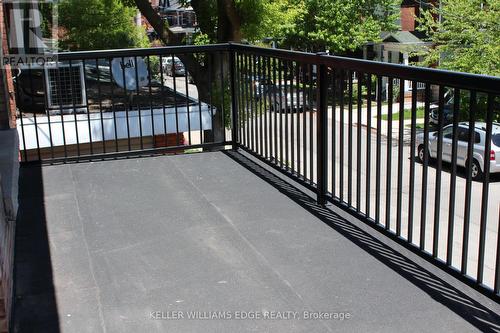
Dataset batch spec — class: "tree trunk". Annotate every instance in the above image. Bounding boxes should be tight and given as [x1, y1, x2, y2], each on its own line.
[134, 0, 241, 145]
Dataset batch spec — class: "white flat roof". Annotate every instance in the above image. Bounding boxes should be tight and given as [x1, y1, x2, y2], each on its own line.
[18, 104, 216, 150]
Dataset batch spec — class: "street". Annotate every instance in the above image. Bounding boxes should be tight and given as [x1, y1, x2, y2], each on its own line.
[162, 74, 199, 100]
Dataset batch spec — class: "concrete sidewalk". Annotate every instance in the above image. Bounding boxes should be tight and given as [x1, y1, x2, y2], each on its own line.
[328, 102, 426, 142]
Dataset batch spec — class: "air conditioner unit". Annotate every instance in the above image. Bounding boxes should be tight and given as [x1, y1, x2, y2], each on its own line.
[44, 62, 87, 115]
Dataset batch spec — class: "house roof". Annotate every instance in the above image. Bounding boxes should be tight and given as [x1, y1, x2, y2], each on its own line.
[169, 26, 196, 34]
[160, 0, 193, 11]
[18, 105, 214, 150]
[381, 31, 425, 44]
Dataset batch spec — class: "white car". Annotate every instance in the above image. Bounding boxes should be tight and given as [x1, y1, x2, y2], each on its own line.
[416, 122, 500, 180]
[162, 56, 186, 76]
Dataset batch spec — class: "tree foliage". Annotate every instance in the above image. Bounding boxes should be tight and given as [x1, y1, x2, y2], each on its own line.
[259, 0, 304, 42]
[417, 0, 500, 76]
[59, 0, 150, 51]
[188, 0, 267, 43]
[187, 0, 398, 52]
[281, 0, 399, 53]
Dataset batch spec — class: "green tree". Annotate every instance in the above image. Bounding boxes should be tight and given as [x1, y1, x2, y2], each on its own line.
[59, 0, 150, 51]
[132, 0, 398, 139]
[417, 0, 500, 76]
[282, 0, 399, 53]
[258, 0, 304, 43]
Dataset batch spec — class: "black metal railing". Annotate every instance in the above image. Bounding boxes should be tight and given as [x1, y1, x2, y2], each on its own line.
[230, 44, 500, 300]
[14, 43, 500, 299]
[15, 44, 232, 162]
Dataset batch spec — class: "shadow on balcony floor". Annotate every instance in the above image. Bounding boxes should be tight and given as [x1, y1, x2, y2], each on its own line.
[13, 151, 500, 332]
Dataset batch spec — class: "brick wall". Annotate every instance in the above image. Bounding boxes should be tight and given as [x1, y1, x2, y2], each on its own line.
[400, 6, 416, 32]
[0, 3, 18, 332]
[0, 197, 14, 333]
[0, 3, 17, 129]
[0, 129, 18, 333]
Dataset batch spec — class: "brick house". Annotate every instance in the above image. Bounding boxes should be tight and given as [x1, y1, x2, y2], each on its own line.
[363, 0, 437, 99]
[363, 0, 441, 65]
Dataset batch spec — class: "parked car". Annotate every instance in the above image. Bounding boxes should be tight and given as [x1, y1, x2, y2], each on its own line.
[429, 105, 454, 125]
[242, 74, 274, 99]
[85, 59, 112, 82]
[429, 91, 500, 127]
[416, 122, 500, 180]
[162, 56, 186, 76]
[254, 78, 275, 99]
[266, 86, 309, 113]
[429, 89, 454, 125]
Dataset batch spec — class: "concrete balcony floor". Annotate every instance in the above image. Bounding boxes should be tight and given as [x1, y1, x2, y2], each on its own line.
[13, 151, 500, 332]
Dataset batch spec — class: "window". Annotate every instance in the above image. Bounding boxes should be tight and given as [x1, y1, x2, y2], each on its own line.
[457, 127, 481, 143]
[492, 134, 500, 147]
[443, 127, 453, 139]
[457, 128, 468, 142]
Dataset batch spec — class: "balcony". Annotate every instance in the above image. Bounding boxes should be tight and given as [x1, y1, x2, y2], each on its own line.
[5, 44, 500, 331]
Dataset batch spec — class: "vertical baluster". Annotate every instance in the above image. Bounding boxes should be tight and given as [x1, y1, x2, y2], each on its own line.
[461, 91, 476, 274]
[27, 64, 41, 160]
[68, 60, 80, 157]
[386, 78, 393, 230]
[133, 56, 143, 150]
[172, 54, 180, 146]
[375, 76, 382, 224]
[408, 80, 418, 242]
[446, 88, 460, 265]
[396, 79, 405, 236]
[356, 71, 362, 211]
[420, 84, 431, 250]
[82, 59, 94, 155]
[477, 94, 494, 283]
[433, 85, 445, 257]
[348, 71, 353, 206]
[108, 58, 119, 152]
[366, 74, 372, 217]
[331, 68, 337, 199]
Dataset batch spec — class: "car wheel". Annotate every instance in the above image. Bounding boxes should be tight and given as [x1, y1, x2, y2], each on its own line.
[471, 159, 483, 181]
[417, 145, 428, 163]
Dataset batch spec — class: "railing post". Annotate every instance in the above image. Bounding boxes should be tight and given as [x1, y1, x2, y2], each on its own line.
[316, 53, 328, 206]
[229, 44, 239, 150]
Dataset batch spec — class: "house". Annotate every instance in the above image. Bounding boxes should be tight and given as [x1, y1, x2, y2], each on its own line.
[154, 0, 197, 42]
[137, 1, 197, 42]
[364, 1, 436, 64]
[363, 0, 437, 99]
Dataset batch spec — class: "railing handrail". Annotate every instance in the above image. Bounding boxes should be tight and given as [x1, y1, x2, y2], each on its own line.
[57, 42, 500, 94]
[231, 43, 500, 95]
[56, 43, 231, 61]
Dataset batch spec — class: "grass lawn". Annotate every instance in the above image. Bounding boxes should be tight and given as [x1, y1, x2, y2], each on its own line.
[380, 107, 425, 121]
[405, 123, 425, 129]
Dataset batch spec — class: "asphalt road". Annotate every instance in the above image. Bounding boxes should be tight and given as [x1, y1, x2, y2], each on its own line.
[163, 75, 199, 100]
[240, 109, 500, 289]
